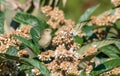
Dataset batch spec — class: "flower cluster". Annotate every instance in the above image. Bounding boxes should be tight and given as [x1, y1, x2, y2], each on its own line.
[1, 3, 120, 75]
[110, 67, 120, 75]
[0, 34, 18, 53]
[38, 50, 54, 61]
[111, 0, 120, 6]
[12, 25, 32, 39]
[42, 6, 77, 51]
[52, 26, 78, 50]
[100, 67, 120, 76]
[91, 5, 120, 26]
[41, 6, 75, 29]
[38, 45, 80, 76]
[0, 26, 32, 53]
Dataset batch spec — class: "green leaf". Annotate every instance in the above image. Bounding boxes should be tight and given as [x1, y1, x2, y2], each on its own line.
[82, 25, 97, 39]
[115, 42, 120, 50]
[30, 25, 51, 50]
[20, 58, 50, 76]
[0, 53, 49, 76]
[26, 70, 34, 76]
[0, 53, 19, 60]
[14, 12, 40, 26]
[82, 25, 96, 33]
[14, 35, 40, 55]
[0, 53, 20, 63]
[30, 26, 41, 47]
[79, 70, 86, 76]
[30, 24, 50, 50]
[79, 4, 100, 23]
[115, 21, 120, 29]
[0, 0, 8, 5]
[82, 25, 112, 39]
[0, 11, 4, 34]
[90, 59, 120, 76]
[0, 0, 6, 4]
[14, 12, 49, 28]
[77, 39, 120, 55]
[6, 46, 18, 56]
[73, 36, 83, 46]
[30, 26, 41, 39]
[14, 12, 50, 47]
[20, 64, 33, 71]
[100, 45, 120, 58]
[78, 51, 100, 69]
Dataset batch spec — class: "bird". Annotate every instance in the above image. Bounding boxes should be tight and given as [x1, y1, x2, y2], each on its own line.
[38, 28, 52, 49]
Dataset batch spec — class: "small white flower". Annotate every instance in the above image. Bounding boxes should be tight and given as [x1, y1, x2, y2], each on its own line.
[92, 45, 97, 48]
[72, 30, 78, 36]
[111, 0, 114, 3]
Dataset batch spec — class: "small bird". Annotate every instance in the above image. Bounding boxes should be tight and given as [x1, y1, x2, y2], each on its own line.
[38, 28, 52, 49]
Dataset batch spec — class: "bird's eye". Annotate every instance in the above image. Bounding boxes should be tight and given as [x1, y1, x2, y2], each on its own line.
[46, 29, 49, 32]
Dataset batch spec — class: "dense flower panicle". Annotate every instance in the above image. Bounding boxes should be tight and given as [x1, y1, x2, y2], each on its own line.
[0, 5, 81, 76]
[0, 26, 32, 76]
[91, 16, 109, 26]
[42, 6, 75, 29]
[0, 26, 32, 53]
[52, 26, 73, 45]
[110, 67, 120, 75]
[46, 60, 59, 72]
[111, 0, 120, 6]
[12, 25, 32, 39]
[1, 4, 120, 76]
[91, 13, 111, 26]
[66, 62, 80, 75]
[52, 26, 78, 50]
[91, 8, 120, 26]
[41, 6, 52, 14]
[44, 45, 80, 76]
[0, 34, 19, 53]
[42, 6, 64, 29]
[36, 45, 80, 76]
[38, 50, 55, 61]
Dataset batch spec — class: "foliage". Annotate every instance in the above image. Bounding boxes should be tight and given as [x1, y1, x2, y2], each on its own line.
[90, 59, 120, 76]
[0, 11, 4, 34]
[78, 4, 100, 23]
[20, 58, 50, 76]
[1, 0, 120, 76]
[14, 35, 40, 55]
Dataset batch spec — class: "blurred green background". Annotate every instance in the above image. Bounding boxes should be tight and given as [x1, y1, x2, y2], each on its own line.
[59, 0, 113, 22]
